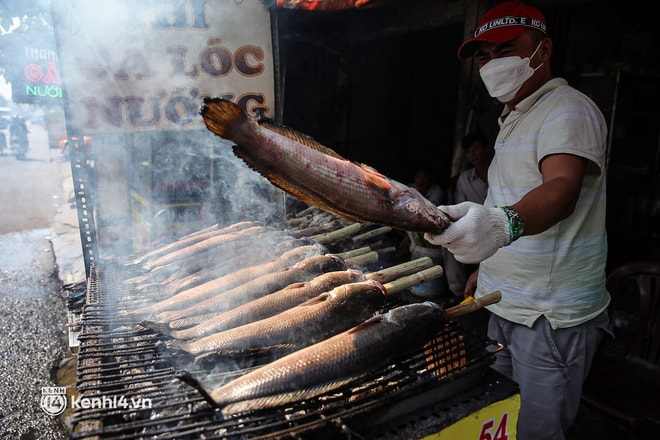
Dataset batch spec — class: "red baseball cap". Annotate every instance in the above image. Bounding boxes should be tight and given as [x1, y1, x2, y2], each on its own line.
[457, 2, 547, 59]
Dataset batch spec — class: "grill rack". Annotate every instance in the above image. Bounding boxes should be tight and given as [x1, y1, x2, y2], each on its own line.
[71, 261, 499, 439]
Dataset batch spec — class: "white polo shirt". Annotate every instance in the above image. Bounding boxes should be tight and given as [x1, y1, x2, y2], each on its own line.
[476, 78, 610, 329]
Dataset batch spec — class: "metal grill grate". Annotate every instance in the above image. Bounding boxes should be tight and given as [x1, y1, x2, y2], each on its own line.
[71, 261, 499, 439]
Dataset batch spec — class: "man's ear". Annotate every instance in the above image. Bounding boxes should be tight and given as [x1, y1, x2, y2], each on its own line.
[541, 37, 553, 61]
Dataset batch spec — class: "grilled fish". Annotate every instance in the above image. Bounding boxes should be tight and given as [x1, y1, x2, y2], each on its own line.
[131, 244, 326, 317]
[130, 221, 258, 266]
[159, 253, 347, 322]
[170, 269, 367, 340]
[153, 237, 307, 296]
[178, 279, 388, 359]
[206, 301, 448, 413]
[200, 98, 450, 233]
[142, 225, 267, 271]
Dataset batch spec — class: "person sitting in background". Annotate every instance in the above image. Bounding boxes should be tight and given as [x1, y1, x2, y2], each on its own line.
[454, 131, 491, 205]
[411, 168, 445, 206]
[441, 131, 493, 303]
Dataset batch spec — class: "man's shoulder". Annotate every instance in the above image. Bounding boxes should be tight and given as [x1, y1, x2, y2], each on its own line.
[533, 78, 605, 121]
[543, 78, 597, 104]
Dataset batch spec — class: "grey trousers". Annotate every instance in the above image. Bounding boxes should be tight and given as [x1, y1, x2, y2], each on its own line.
[487, 312, 612, 440]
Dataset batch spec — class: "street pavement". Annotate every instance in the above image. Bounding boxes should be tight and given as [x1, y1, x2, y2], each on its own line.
[0, 122, 84, 439]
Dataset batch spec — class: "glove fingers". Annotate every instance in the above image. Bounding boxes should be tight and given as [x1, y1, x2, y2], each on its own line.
[438, 202, 474, 220]
[423, 231, 448, 246]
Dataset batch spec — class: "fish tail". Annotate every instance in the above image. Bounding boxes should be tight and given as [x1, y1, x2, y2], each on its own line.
[153, 339, 194, 363]
[200, 98, 247, 140]
[175, 371, 221, 408]
[139, 320, 174, 337]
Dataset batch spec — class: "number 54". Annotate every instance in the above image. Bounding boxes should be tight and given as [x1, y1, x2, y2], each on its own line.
[479, 413, 510, 440]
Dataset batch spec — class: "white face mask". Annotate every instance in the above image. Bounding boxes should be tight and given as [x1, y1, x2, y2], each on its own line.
[479, 42, 543, 103]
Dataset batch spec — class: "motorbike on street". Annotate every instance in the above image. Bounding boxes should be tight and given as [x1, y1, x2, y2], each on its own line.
[3, 116, 30, 160]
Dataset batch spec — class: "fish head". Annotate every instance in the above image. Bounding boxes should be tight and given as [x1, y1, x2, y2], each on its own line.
[384, 302, 447, 330]
[392, 187, 451, 233]
[347, 268, 368, 281]
[320, 254, 348, 271]
[327, 280, 387, 306]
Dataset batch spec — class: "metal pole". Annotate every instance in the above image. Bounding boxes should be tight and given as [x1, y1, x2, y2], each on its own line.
[51, 5, 99, 279]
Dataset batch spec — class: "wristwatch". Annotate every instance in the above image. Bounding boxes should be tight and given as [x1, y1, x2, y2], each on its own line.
[500, 206, 525, 243]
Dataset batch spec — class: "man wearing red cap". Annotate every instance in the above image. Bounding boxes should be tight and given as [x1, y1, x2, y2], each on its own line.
[425, 2, 613, 439]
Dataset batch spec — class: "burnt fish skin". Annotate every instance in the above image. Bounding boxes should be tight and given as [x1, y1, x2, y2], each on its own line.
[206, 301, 447, 413]
[200, 98, 450, 234]
[181, 279, 388, 358]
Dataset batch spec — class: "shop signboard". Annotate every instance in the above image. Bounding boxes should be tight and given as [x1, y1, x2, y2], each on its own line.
[51, 0, 275, 133]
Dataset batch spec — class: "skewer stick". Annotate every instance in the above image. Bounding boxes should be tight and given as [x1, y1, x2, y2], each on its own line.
[382, 265, 444, 294]
[366, 257, 433, 283]
[374, 246, 396, 255]
[335, 246, 371, 259]
[311, 223, 363, 244]
[345, 251, 379, 267]
[445, 291, 502, 318]
[352, 226, 392, 243]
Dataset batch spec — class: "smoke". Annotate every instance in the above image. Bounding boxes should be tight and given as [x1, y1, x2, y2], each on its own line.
[44, 0, 282, 257]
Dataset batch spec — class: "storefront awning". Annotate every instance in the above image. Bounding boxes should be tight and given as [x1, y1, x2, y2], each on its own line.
[274, 0, 377, 11]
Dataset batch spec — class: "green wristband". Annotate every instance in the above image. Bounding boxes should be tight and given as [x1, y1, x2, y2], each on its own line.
[499, 206, 525, 243]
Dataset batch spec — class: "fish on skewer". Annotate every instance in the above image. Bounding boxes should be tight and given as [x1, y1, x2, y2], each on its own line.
[128, 244, 326, 317]
[137, 237, 310, 297]
[160, 269, 368, 340]
[200, 292, 501, 414]
[157, 254, 348, 322]
[162, 279, 389, 360]
[124, 224, 276, 285]
[200, 98, 450, 234]
[128, 221, 259, 266]
[162, 256, 435, 339]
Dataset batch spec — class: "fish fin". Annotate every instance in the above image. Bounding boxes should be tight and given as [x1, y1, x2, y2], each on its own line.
[347, 314, 386, 334]
[366, 279, 387, 295]
[200, 97, 247, 140]
[361, 164, 395, 196]
[153, 339, 195, 363]
[261, 122, 347, 160]
[168, 313, 214, 330]
[359, 163, 385, 175]
[218, 376, 362, 414]
[282, 281, 306, 291]
[297, 291, 331, 307]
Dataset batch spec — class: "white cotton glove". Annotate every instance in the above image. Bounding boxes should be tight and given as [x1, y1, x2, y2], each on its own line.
[424, 202, 511, 264]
